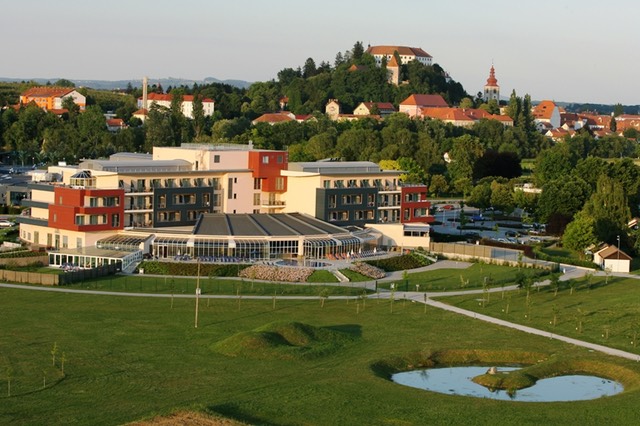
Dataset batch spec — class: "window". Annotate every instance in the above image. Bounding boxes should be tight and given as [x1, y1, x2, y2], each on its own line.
[112, 214, 120, 227]
[62, 236, 68, 249]
[34, 231, 39, 245]
[262, 155, 269, 164]
[253, 193, 261, 206]
[254, 178, 262, 190]
[277, 155, 283, 164]
[228, 178, 234, 199]
[174, 194, 195, 204]
[76, 238, 82, 248]
[214, 155, 220, 163]
[323, 180, 330, 188]
[75, 215, 85, 225]
[275, 177, 284, 190]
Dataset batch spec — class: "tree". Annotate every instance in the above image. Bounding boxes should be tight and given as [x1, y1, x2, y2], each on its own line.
[582, 174, 630, 242]
[447, 134, 484, 183]
[429, 174, 449, 196]
[144, 104, 175, 151]
[352, 41, 365, 61]
[613, 103, 624, 117]
[192, 94, 205, 138]
[467, 182, 492, 210]
[303, 58, 317, 78]
[490, 181, 515, 215]
[536, 177, 591, 224]
[563, 211, 598, 257]
[609, 115, 617, 132]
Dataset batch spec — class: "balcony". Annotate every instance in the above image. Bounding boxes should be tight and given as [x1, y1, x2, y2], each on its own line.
[261, 200, 286, 208]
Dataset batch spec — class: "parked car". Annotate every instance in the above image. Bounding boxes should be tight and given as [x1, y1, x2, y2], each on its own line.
[0, 220, 16, 228]
[505, 230, 520, 238]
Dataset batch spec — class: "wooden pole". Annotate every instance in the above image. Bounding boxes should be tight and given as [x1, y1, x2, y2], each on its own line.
[195, 261, 201, 328]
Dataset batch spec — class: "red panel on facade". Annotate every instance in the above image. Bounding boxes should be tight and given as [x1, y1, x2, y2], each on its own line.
[49, 187, 125, 232]
[400, 185, 434, 224]
[248, 150, 288, 192]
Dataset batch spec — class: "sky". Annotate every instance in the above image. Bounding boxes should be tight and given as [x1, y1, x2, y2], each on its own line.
[1, 0, 638, 105]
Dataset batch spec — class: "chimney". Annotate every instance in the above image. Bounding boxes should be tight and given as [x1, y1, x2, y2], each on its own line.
[142, 76, 148, 111]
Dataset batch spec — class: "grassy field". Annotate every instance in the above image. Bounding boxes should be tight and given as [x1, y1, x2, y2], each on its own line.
[444, 274, 640, 355]
[3, 284, 640, 425]
[63, 274, 368, 296]
[386, 263, 553, 292]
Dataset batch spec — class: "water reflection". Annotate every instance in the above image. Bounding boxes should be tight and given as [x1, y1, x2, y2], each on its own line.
[392, 366, 623, 402]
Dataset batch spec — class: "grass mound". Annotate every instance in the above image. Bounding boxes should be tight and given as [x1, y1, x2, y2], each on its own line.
[212, 321, 356, 360]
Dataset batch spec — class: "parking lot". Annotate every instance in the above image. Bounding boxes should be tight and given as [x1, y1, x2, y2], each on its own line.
[430, 203, 550, 245]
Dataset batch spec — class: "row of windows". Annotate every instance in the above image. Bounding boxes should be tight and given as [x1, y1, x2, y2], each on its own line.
[322, 178, 397, 189]
[74, 214, 120, 227]
[87, 196, 120, 207]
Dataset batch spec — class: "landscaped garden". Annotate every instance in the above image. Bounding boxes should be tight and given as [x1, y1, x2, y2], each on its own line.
[2, 279, 640, 425]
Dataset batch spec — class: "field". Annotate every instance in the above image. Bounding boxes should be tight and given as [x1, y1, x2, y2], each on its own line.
[444, 274, 640, 355]
[3, 278, 640, 425]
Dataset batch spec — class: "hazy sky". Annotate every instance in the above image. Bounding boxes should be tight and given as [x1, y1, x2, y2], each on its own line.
[1, 0, 638, 105]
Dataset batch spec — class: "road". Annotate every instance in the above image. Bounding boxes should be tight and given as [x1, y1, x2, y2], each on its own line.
[3, 262, 640, 362]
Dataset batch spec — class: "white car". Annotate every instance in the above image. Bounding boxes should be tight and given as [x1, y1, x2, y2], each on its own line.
[0, 220, 16, 228]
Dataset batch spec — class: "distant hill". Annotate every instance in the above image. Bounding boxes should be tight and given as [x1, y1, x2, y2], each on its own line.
[0, 76, 252, 90]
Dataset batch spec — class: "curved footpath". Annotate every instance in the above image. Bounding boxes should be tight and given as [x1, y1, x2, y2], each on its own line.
[3, 261, 640, 362]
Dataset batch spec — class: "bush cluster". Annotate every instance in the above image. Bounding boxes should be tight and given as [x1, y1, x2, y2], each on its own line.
[139, 261, 248, 277]
[0, 250, 44, 259]
[365, 253, 429, 272]
[239, 265, 313, 282]
[349, 262, 386, 279]
[532, 248, 596, 269]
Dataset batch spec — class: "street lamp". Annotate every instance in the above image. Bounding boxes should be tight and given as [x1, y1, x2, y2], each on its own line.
[617, 235, 621, 272]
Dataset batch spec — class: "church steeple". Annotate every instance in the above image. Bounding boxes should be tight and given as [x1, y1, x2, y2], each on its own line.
[483, 65, 500, 102]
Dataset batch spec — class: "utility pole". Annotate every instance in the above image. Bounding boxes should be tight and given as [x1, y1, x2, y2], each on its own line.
[195, 260, 201, 328]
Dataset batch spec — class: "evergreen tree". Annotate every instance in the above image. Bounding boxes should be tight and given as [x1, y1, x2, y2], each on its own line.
[352, 41, 364, 61]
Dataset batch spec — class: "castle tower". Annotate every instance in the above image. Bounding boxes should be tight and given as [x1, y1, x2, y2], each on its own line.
[483, 65, 500, 103]
[387, 55, 400, 86]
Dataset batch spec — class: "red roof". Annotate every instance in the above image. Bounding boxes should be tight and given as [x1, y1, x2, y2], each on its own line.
[366, 45, 432, 58]
[106, 118, 125, 127]
[362, 102, 396, 111]
[21, 86, 75, 98]
[252, 112, 295, 124]
[532, 100, 558, 120]
[400, 94, 448, 108]
[485, 65, 498, 87]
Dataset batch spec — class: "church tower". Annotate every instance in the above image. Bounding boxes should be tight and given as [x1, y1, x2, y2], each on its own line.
[483, 65, 500, 102]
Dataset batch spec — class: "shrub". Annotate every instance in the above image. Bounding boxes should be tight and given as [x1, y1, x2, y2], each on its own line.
[364, 253, 429, 272]
[349, 262, 385, 279]
[139, 261, 249, 277]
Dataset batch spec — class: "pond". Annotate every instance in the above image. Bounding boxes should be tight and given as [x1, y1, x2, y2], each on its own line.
[392, 366, 623, 402]
[276, 259, 329, 268]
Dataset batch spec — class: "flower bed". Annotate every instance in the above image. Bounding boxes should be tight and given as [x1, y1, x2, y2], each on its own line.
[349, 262, 386, 279]
[239, 265, 314, 282]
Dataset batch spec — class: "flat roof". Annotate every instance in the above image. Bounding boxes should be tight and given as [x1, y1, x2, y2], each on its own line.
[194, 213, 349, 237]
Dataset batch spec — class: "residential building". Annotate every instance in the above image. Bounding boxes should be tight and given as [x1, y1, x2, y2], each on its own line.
[282, 161, 433, 227]
[532, 100, 561, 129]
[593, 244, 631, 273]
[421, 107, 513, 127]
[136, 93, 215, 119]
[353, 102, 396, 117]
[399, 94, 448, 117]
[365, 45, 433, 67]
[20, 86, 86, 111]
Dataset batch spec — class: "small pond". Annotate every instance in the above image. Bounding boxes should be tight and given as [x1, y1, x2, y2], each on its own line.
[392, 366, 623, 402]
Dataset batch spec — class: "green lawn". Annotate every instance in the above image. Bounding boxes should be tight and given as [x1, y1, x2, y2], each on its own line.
[339, 268, 372, 282]
[444, 274, 640, 355]
[65, 274, 366, 296]
[2, 285, 640, 425]
[379, 263, 552, 292]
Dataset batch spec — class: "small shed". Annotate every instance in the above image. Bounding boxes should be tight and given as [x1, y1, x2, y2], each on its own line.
[593, 245, 632, 273]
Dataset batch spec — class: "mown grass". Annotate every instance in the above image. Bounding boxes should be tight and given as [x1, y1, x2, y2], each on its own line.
[378, 263, 552, 291]
[2, 286, 640, 425]
[339, 268, 372, 282]
[63, 274, 367, 296]
[445, 274, 640, 355]
[306, 270, 339, 283]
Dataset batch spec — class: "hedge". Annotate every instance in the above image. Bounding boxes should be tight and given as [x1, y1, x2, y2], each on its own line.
[364, 253, 430, 272]
[138, 261, 250, 277]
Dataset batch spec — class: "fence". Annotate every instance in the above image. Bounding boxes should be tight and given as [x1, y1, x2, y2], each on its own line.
[429, 242, 550, 269]
[0, 263, 120, 286]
